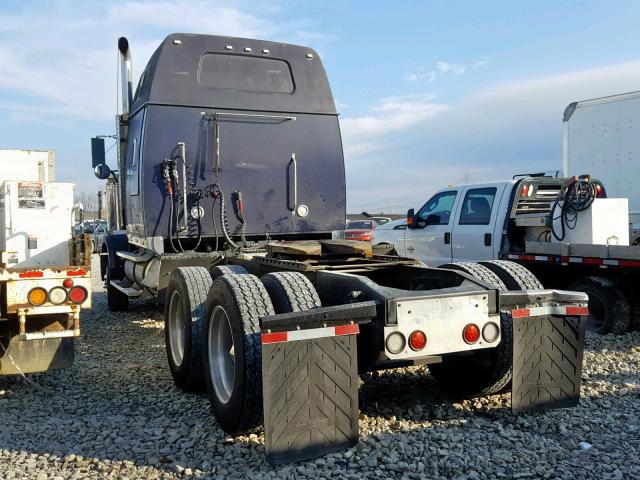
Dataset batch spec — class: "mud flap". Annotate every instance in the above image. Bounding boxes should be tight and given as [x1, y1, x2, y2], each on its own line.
[511, 314, 587, 413]
[0, 336, 74, 375]
[262, 334, 360, 464]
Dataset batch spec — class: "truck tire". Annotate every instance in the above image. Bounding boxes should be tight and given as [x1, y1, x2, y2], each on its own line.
[106, 267, 129, 311]
[261, 272, 322, 312]
[203, 274, 274, 435]
[479, 260, 543, 290]
[439, 262, 507, 290]
[209, 265, 248, 280]
[568, 276, 631, 335]
[428, 262, 512, 397]
[164, 267, 213, 391]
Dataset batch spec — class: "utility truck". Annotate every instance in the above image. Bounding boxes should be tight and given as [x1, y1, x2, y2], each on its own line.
[379, 174, 639, 335]
[92, 34, 590, 464]
[0, 150, 91, 375]
[563, 91, 640, 244]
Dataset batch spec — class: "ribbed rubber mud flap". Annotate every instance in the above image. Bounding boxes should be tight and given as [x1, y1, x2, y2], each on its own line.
[262, 335, 359, 464]
[511, 315, 587, 413]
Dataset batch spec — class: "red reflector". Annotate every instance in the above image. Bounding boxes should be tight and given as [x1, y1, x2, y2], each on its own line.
[19, 270, 44, 278]
[335, 324, 359, 336]
[261, 332, 288, 344]
[566, 306, 589, 316]
[409, 330, 427, 351]
[511, 308, 531, 318]
[63, 278, 74, 288]
[595, 183, 603, 197]
[68, 286, 88, 304]
[66, 269, 87, 276]
[463, 324, 480, 344]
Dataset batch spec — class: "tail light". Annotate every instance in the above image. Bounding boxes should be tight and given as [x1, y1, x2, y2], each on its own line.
[408, 330, 427, 351]
[385, 332, 406, 354]
[463, 323, 480, 344]
[68, 286, 88, 304]
[27, 287, 48, 306]
[595, 183, 605, 197]
[520, 184, 528, 197]
[62, 278, 74, 288]
[48, 286, 68, 305]
[482, 322, 500, 343]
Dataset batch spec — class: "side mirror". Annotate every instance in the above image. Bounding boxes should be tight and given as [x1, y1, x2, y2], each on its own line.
[94, 163, 112, 180]
[91, 137, 106, 168]
[406, 208, 415, 229]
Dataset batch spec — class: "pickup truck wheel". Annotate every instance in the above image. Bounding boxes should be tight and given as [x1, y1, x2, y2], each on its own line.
[164, 267, 213, 391]
[106, 267, 129, 311]
[568, 276, 631, 335]
[479, 260, 543, 290]
[429, 262, 512, 397]
[210, 265, 248, 280]
[203, 274, 274, 435]
[261, 272, 322, 312]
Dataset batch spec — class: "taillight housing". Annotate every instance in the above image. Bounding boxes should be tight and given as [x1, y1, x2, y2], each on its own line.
[68, 286, 88, 304]
[408, 330, 427, 351]
[48, 286, 68, 305]
[27, 287, 48, 306]
[463, 323, 480, 344]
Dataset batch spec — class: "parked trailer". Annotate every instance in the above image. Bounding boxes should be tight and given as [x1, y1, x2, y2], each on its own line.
[93, 34, 589, 463]
[0, 150, 92, 376]
[380, 174, 640, 335]
[563, 91, 640, 243]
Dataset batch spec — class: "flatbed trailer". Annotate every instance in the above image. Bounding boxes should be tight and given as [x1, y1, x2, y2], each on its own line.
[92, 34, 590, 463]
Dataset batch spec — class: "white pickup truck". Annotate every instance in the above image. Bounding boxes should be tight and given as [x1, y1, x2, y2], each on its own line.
[376, 175, 640, 335]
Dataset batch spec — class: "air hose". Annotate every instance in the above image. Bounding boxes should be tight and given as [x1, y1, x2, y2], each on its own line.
[550, 175, 597, 241]
[204, 184, 247, 251]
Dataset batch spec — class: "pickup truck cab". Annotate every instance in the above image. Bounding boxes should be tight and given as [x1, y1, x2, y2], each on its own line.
[391, 180, 513, 265]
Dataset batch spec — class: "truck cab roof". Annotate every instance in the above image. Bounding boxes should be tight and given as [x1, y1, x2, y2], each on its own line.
[130, 33, 337, 115]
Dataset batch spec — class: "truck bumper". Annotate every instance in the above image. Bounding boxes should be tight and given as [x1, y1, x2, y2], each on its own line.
[259, 291, 588, 464]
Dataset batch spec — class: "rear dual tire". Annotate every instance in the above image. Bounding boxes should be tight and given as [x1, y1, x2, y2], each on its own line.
[430, 262, 512, 397]
[202, 271, 320, 435]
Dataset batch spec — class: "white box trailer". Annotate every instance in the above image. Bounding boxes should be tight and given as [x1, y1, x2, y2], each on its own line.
[0, 149, 56, 182]
[0, 150, 91, 376]
[563, 91, 640, 242]
[0, 181, 74, 267]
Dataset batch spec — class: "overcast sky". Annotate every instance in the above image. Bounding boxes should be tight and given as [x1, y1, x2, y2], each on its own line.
[1, 0, 640, 213]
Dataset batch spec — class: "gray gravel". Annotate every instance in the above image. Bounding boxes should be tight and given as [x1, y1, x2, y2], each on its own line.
[0, 257, 639, 479]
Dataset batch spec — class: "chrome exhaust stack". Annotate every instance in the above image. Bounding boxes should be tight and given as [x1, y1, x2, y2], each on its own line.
[118, 37, 133, 117]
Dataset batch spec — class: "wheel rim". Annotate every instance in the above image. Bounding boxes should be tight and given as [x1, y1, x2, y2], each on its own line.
[586, 295, 605, 333]
[208, 305, 236, 404]
[168, 290, 186, 366]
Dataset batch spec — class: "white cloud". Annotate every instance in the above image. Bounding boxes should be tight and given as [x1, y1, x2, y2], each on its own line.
[405, 59, 482, 83]
[436, 62, 466, 75]
[0, 1, 326, 124]
[339, 94, 449, 157]
[346, 60, 640, 212]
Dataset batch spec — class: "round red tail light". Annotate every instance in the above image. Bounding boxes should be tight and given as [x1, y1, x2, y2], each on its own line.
[68, 286, 88, 304]
[62, 278, 74, 288]
[409, 330, 427, 351]
[463, 323, 480, 344]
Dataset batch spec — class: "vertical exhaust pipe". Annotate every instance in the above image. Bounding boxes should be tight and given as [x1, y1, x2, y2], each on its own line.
[117, 36, 132, 228]
[118, 37, 132, 117]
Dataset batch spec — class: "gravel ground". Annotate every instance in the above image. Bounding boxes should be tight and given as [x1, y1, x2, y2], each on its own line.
[0, 257, 639, 479]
